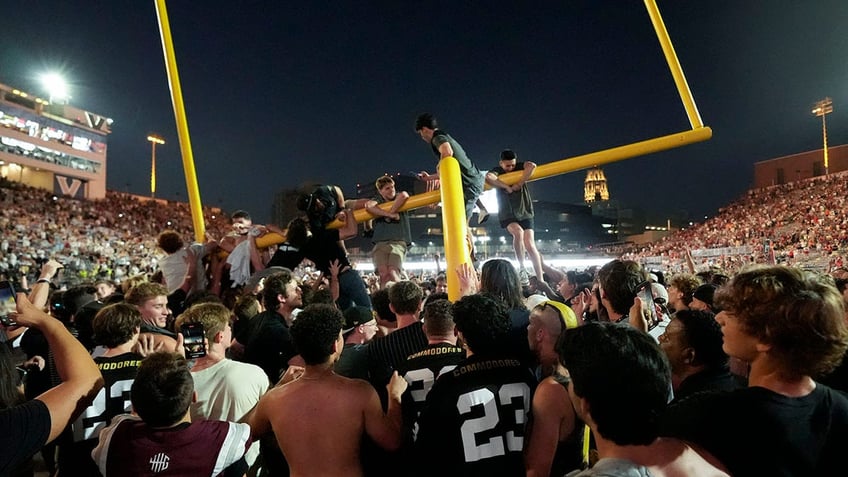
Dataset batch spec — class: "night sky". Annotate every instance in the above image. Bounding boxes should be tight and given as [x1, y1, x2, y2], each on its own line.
[3, 1, 846, 224]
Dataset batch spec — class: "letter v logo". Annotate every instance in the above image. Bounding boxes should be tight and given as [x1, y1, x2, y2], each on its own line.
[56, 176, 83, 197]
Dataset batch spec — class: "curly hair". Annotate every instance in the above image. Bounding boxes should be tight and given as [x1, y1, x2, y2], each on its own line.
[93, 303, 143, 348]
[452, 293, 510, 356]
[715, 265, 848, 378]
[668, 273, 702, 307]
[291, 304, 344, 365]
[157, 230, 184, 254]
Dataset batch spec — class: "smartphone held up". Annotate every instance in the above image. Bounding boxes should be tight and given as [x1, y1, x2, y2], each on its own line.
[0, 281, 17, 326]
[635, 281, 659, 331]
[180, 322, 207, 359]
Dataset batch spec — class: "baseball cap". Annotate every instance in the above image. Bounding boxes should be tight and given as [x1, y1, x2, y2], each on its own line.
[343, 306, 375, 334]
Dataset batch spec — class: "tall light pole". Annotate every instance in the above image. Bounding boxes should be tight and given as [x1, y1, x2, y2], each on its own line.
[147, 135, 165, 198]
[812, 97, 833, 175]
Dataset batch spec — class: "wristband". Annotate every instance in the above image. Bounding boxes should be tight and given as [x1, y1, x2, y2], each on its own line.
[36, 278, 51, 284]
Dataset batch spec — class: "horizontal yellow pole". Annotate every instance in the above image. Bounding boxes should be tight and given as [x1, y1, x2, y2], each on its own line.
[328, 126, 712, 228]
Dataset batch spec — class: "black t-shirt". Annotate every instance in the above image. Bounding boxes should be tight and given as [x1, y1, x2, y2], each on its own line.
[265, 244, 304, 270]
[488, 162, 534, 224]
[300, 228, 349, 275]
[0, 399, 51, 474]
[242, 310, 296, 383]
[661, 384, 848, 476]
[414, 355, 537, 477]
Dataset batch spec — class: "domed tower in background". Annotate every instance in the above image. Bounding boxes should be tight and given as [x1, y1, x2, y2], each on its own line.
[584, 166, 609, 203]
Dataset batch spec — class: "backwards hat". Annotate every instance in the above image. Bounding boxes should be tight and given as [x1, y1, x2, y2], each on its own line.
[343, 306, 374, 334]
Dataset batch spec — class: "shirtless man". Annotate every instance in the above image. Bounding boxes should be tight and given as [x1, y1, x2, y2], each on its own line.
[211, 210, 282, 293]
[249, 303, 407, 477]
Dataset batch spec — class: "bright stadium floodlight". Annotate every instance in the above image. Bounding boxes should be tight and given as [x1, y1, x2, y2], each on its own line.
[40, 73, 69, 104]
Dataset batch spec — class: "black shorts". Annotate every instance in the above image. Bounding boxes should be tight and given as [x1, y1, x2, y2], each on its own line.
[501, 218, 534, 230]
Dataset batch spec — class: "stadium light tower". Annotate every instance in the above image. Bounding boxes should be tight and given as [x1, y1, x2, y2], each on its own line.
[40, 73, 69, 104]
[811, 97, 833, 175]
[147, 135, 165, 198]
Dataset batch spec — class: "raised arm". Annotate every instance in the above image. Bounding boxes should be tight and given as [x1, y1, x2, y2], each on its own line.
[28, 259, 63, 309]
[363, 371, 407, 451]
[11, 294, 103, 442]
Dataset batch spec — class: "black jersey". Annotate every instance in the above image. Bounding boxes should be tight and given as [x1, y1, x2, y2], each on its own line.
[398, 342, 465, 438]
[414, 355, 536, 477]
[58, 352, 143, 475]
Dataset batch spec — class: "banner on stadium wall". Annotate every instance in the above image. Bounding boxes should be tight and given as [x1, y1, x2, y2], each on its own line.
[691, 246, 751, 258]
[643, 245, 753, 266]
[54, 174, 86, 199]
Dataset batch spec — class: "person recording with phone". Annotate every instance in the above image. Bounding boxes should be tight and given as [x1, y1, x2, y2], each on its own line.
[596, 259, 650, 325]
[175, 303, 270, 475]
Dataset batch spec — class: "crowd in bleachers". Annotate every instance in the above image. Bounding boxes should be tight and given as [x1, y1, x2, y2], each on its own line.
[625, 170, 848, 274]
[0, 177, 231, 286]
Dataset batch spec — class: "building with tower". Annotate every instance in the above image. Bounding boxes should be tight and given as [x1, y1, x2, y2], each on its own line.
[584, 166, 609, 203]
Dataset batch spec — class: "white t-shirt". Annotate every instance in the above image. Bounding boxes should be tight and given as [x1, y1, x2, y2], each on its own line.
[158, 244, 207, 294]
[190, 359, 269, 465]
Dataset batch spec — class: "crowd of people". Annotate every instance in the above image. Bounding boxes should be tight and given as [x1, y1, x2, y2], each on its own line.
[0, 113, 847, 476]
[0, 177, 233, 286]
[626, 170, 848, 274]
[1, 247, 846, 476]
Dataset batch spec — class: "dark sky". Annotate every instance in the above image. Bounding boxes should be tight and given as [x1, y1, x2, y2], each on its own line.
[3, 1, 846, 224]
